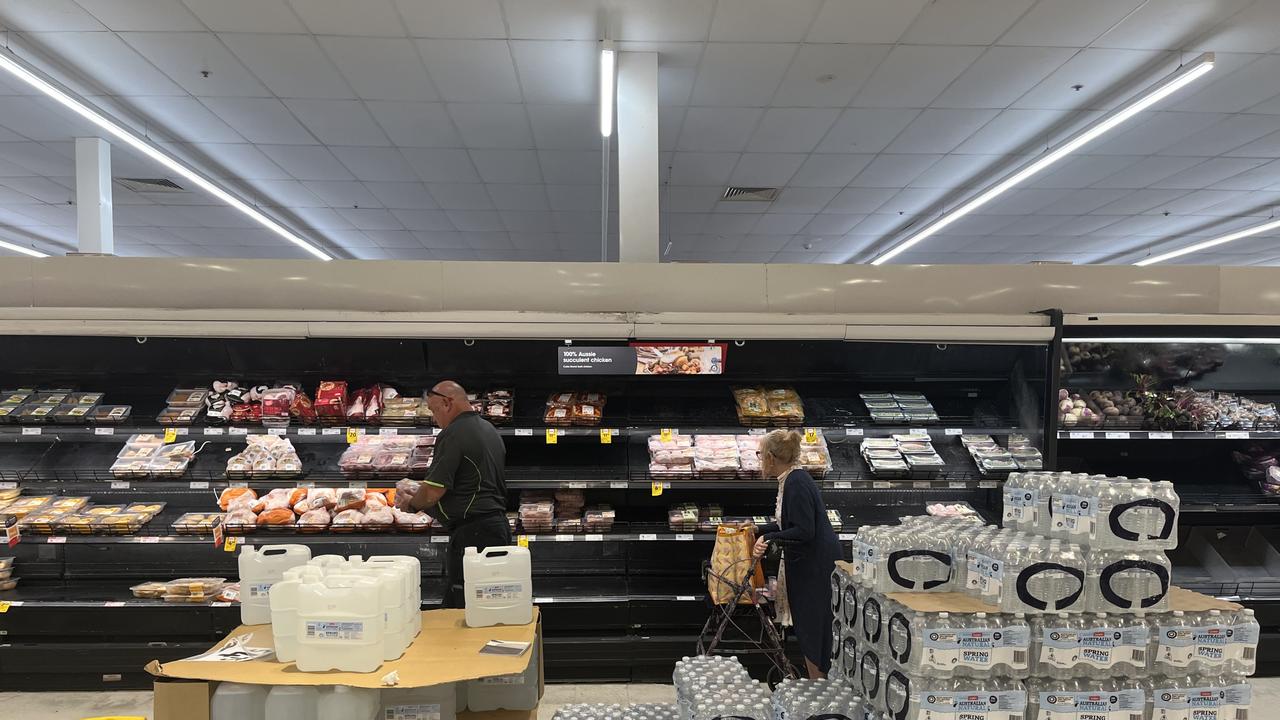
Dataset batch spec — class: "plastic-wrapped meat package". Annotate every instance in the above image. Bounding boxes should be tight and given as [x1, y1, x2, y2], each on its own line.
[648, 434, 693, 452]
[694, 434, 738, 449]
[652, 447, 695, 465]
[314, 380, 348, 421]
[338, 446, 377, 477]
[395, 478, 422, 503]
[257, 508, 296, 526]
[346, 388, 370, 423]
[519, 499, 554, 533]
[253, 488, 293, 513]
[364, 492, 388, 511]
[669, 504, 699, 532]
[363, 505, 394, 528]
[332, 509, 364, 527]
[260, 387, 295, 426]
[554, 489, 585, 511]
[371, 451, 410, 476]
[650, 462, 693, 477]
[305, 488, 337, 511]
[544, 405, 572, 424]
[392, 508, 431, 529]
[224, 509, 257, 529]
[335, 488, 367, 513]
[554, 517, 583, 534]
[583, 505, 615, 532]
[571, 402, 602, 425]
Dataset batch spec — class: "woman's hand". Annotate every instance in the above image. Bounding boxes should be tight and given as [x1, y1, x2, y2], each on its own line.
[753, 537, 769, 559]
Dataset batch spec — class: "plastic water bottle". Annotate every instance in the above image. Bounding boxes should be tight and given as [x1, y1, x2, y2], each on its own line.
[1088, 549, 1171, 613]
[1156, 610, 1196, 673]
[1228, 608, 1260, 676]
[1191, 609, 1231, 673]
[1034, 612, 1079, 680]
[1118, 611, 1153, 676]
[1000, 612, 1032, 678]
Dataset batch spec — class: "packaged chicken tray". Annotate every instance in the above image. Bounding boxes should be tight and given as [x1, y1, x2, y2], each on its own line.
[171, 512, 222, 535]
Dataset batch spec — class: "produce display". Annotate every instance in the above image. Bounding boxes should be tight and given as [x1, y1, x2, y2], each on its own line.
[1062, 342, 1226, 381]
[338, 435, 434, 479]
[1060, 387, 1280, 430]
[732, 387, 804, 426]
[225, 435, 302, 479]
[109, 435, 199, 479]
[544, 391, 606, 426]
[216, 486, 432, 533]
[0, 388, 120, 426]
[859, 391, 938, 424]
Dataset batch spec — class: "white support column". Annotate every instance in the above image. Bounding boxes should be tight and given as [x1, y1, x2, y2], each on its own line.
[616, 51, 659, 263]
[75, 137, 113, 255]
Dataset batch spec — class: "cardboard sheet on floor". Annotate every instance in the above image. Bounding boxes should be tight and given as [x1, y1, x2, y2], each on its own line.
[146, 609, 539, 689]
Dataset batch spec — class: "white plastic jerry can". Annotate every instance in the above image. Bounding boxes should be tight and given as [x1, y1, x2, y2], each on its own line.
[463, 546, 533, 628]
[269, 565, 324, 663]
[239, 544, 311, 625]
[295, 574, 385, 673]
[381, 683, 457, 720]
[318, 685, 380, 720]
[456, 681, 468, 713]
[367, 555, 424, 636]
[211, 682, 268, 720]
[347, 565, 409, 661]
[466, 640, 539, 711]
[265, 684, 319, 720]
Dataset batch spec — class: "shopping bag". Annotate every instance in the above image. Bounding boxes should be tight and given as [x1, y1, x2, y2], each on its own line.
[708, 524, 765, 604]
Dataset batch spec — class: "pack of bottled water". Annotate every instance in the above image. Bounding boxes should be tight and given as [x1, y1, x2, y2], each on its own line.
[1155, 608, 1260, 676]
[553, 705, 626, 720]
[771, 677, 863, 720]
[1003, 472, 1179, 550]
[883, 601, 1031, 679]
[881, 672, 1027, 720]
[621, 705, 678, 720]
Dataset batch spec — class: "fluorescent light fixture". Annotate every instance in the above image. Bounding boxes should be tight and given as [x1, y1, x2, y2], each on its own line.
[869, 52, 1215, 266]
[600, 43, 615, 137]
[1069, 337, 1280, 344]
[0, 47, 332, 261]
[1134, 216, 1280, 266]
[0, 238, 49, 258]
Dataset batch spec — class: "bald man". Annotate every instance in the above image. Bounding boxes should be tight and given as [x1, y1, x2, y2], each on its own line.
[399, 380, 510, 608]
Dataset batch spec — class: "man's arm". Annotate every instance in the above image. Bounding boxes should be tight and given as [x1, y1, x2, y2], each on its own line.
[409, 435, 461, 512]
[410, 482, 447, 510]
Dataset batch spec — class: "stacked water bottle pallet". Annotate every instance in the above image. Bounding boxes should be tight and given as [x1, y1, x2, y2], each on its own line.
[671, 655, 862, 720]
[830, 472, 1259, 720]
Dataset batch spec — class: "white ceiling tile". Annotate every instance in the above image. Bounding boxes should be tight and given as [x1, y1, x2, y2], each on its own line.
[749, 214, 811, 235]
[317, 37, 437, 102]
[220, 33, 354, 99]
[363, 230, 422, 248]
[0, 142, 73, 176]
[444, 209, 503, 232]
[1087, 112, 1226, 157]
[901, 0, 1036, 45]
[677, 107, 763, 152]
[366, 102, 461, 147]
[500, 210, 556, 233]
[1226, 128, 1280, 159]
[728, 153, 806, 187]
[1207, 159, 1280, 191]
[1171, 56, 1280, 114]
[1014, 49, 1175, 110]
[788, 154, 872, 188]
[824, 187, 897, 214]
[121, 31, 270, 97]
[392, 209, 455, 230]
[395, 0, 505, 38]
[909, 154, 999, 189]
[364, 182, 437, 209]
[933, 46, 1075, 110]
[330, 147, 418, 182]
[885, 109, 999, 154]
[1150, 157, 1269, 189]
[0, 100, 94, 142]
[1188, 0, 1280, 53]
[662, 213, 705, 234]
[689, 43, 795, 107]
[953, 109, 1080, 156]
[526, 104, 597, 150]
[469, 149, 543, 183]
[847, 214, 906, 237]
[290, 206, 356, 230]
[770, 187, 839, 213]
[704, 213, 760, 235]
[802, 213, 865, 236]
[287, 0, 405, 36]
[487, 184, 548, 211]
[74, 0, 203, 30]
[258, 145, 353, 180]
[200, 98, 316, 144]
[181, 0, 307, 32]
[1091, 156, 1207, 189]
[401, 148, 480, 183]
[192, 142, 291, 180]
[989, 213, 1075, 236]
[1046, 188, 1134, 215]
[1026, 155, 1141, 188]
[301, 180, 380, 208]
[552, 211, 602, 234]
[501, 0, 597, 39]
[26, 32, 186, 97]
[850, 154, 942, 188]
[415, 39, 520, 102]
[1093, 0, 1253, 50]
[1150, 189, 1249, 216]
[745, 108, 839, 153]
[426, 183, 493, 209]
[613, 0, 715, 42]
[815, 108, 918, 154]
[510, 41, 596, 104]
[283, 99, 389, 146]
[125, 97, 244, 144]
[538, 150, 601, 185]
[459, 230, 514, 250]
[806, 0, 926, 43]
[661, 186, 721, 212]
[0, 176, 71, 203]
[853, 45, 985, 108]
[248, 180, 325, 208]
[1161, 114, 1280, 157]
[1001, 0, 1146, 46]
[771, 44, 891, 108]
[1190, 190, 1276, 216]
[668, 152, 739, 186]
[0, 0, 105, 30]
[446, 104, 534, 148]
[546, 184, 598, 211]
[508, 231, 557, 251]
[708, 0, 823, 42]
[338, 208, 404, 230]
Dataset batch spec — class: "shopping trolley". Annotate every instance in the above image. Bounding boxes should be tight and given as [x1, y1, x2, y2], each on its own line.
[695, 542, 798, 683]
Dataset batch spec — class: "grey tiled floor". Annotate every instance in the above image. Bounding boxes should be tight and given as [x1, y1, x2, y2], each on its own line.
[0, 679, 1277, 720]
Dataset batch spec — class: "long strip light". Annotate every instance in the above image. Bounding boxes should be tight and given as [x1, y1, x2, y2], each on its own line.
[600, 43, 615, 137]
[0, 238, 48, 258]
[0, 48, 332, 261]
[868, 52, 1216, 266]
[1134, 216, 1280, 266]
[1070, 337, 1280, 344]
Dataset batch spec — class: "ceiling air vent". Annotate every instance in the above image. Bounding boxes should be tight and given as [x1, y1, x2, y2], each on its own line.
[115, 177, 186, 193]
[722, 186, 779, 202]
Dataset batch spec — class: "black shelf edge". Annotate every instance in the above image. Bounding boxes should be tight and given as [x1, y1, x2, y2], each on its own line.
[1058, 429, 1280, 440]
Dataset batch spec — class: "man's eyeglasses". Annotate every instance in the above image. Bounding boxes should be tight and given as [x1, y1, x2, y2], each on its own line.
[426, 389, 449, 399]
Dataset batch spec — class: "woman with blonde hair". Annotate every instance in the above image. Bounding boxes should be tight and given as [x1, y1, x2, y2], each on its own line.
[753, 429, 843, 679]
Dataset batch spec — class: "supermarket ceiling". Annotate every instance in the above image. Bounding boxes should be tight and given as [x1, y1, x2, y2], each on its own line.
[0, 0, 1278, 264]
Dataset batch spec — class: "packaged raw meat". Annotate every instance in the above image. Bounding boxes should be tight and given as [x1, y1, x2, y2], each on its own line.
[298, 508, 331, 529]
[166, 389, 209, 408]
[260, 387, 295, 427]
[287, 487, 308, 508]
[335, 488, 367, 513]
[171, 512, 221, 534]
[289, 390, 317, 424]
[371, 451, 411, 475]
[583, 505, 615, 532]
[157, 407, 201, 426]
[571, 402, 602, 425]
[392, 508, 431, 530]
[256, 508, 295, 527]
[544, 405, 572, 424]
[306, 488, 338, 511]
[363, 492, 388, 511]
[253, 488, 293, 513]
[226, 508, 258, 530]
[396, 478, 422, 503]
[332, 509, 363, 528]
[110, 458, 153, 479]
[117, 443, 161, 460]
[363, 505, 394, 527]
[156, 440, 197, 458]
[87, 405, 132, 425]
[131, 581, 167, 599]
[50, 404, 94, 424]
[93, 512, 150, 535]
[648, 434, 693, 451]
[554, 517, 583, 534]
[314, 380, 348, 421]
[547, 392, 576, 406]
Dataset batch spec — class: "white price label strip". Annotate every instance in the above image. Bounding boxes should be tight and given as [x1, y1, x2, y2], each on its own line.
[47, 536, 66, 544]
[832, 481, 852, 489]
[93, 427, 114, 436]
[944, 428, 963, 436]
[20, 427, 40, 436]
[609, 481, 628, 489]
[912, 481, 930, 489]
[585, 534, 604, 542]
[638, 533, 657, 541]
[675, 534, 694, 541]
[321, 428, 341, 435]
[379, 428, 398, 436]
[514, 428, 533, 437]
[110, 481, 129, 490]
[189, 481, 209, 490]
[297, 427, 317, 436]
[676, 595, 697, 602]
[556, 535, 573, 542]
[1105, 431, 1131, 440]
[204, 427, 224, 436]
[229, 427, 248, 435]
[1068, 431, 1094, 439]
[872, 481, 892, 489]
[268, 428, 286, 436]
[844, 427, 863, 436]
[1148, 431, 1173, 440]
[1224, 431, 1250, 439]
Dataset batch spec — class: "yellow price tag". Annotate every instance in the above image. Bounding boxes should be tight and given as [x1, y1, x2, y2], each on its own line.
[652, 481, 664, 497]
[660, 428, 673, 442]
[600, 428, 612, 444]
[518, 535, 529, 548]
[804, 428, 818, 444]
[223, 537, 239, 553]
[163, 427, 177, 443]
[346, 427, 359, 444]
[546, 428, 558, 444]
[0, 601, 10, 613]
